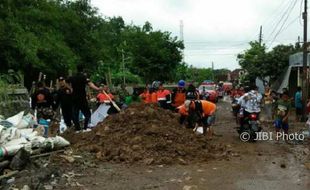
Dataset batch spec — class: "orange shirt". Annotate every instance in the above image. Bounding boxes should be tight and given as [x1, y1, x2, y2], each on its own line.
[150, 92, 158, 103]
[140, 91, 151, 103]
[190, 100, 216, 116]
[173, 91, 186, 107]
[201, 100, 216, 116]
[97, 93, 114, 103]
[157, 89, 171, 101]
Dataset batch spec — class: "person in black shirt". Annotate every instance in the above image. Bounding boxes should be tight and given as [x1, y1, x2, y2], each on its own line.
[68, 65, 101, 131]
[56, 77, 73, 127]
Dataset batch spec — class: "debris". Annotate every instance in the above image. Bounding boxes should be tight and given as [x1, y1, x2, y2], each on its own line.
[0, 170, 18, 180]
[10, 148, 30, 170]
[6, 177, 15, 184]
[44, 185, 53, 190]
[0, 160, 10, 169]
[303, 148, 310, 155]
[59, 155, 75, 163]
[183, 185, 198, 190]
[304, 163, 310, 170]
[280, 163, 286, 168]
[65, 104, 228, 165]
[30, 150, 65, 159]
[21, 185, 30, 190]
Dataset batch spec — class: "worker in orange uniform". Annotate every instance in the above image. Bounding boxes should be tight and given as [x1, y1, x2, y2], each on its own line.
[178, 100, 217, 138]
[139, 86, 151, 103]
[171, 80, 186, 110]
[97, 84, 114, 104]
[157, 82, 171, 109]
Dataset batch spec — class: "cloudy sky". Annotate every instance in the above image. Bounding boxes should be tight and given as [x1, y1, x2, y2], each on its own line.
[91, 0, 304, 70]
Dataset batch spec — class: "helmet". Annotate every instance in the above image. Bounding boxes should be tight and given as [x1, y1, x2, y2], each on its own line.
[152, 81, 161, 90]
[178, 80, 185, 88]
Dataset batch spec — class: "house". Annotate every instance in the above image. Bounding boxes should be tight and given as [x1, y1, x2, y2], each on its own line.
[272, 52, 310, 96]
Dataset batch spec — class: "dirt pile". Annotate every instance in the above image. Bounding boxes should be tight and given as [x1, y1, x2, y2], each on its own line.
[65, 104, 228, 165]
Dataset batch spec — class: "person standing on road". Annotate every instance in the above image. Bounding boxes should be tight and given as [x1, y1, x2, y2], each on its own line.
[294, 86, 302, 122]
[263, 86, 273, 122]
[56, 77, 73, 127]
[68, 65, 101, 131]
[274, 91, 291, 140]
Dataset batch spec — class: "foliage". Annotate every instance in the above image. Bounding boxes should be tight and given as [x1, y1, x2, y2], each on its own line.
[237, 41, 301, 84]
[213, 69, 230, 82]
[186, 66, 214, 83]
[0, 0, 184, 88]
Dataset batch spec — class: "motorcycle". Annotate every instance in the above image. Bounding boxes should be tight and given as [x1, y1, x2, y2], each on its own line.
[238, 111, 262, 142]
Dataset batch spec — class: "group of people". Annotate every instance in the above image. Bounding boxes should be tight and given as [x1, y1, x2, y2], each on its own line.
[138, 80, 217, 137]
[30, 66, 218, 136]
[231, 84, 306, 137]
[31, 65, 103, 131]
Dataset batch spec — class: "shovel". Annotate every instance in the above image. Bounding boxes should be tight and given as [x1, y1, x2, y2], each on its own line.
[102, 90, 121, 112]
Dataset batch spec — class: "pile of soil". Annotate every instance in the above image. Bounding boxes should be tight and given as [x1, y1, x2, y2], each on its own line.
[65, 104, 228, 165]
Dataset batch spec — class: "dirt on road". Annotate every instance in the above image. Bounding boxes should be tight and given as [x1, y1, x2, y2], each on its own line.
[7, 99, 310, 190]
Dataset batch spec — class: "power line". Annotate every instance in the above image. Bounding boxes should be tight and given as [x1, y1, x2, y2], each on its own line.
[265, 0, 297, 43]
[261, 0, 292, 37]
[267, 0, 299, 48]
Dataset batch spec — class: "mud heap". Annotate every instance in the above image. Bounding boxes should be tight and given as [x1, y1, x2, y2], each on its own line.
[66, 104, 228, 165]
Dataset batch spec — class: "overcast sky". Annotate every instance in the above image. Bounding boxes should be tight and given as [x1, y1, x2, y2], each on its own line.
[91, 0, 304, 70]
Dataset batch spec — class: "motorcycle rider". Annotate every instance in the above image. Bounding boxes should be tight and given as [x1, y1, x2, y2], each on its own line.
[237, 85, 262, 132]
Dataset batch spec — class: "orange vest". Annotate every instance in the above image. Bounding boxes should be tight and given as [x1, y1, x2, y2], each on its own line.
[201, 100, 216, 116]
[157, 89, 170, 101]
[97, 93, 114, 103]
[173, 90, 186, 107]
[140, 91, 151, 103]
[190, 100, 216, 116]
[150, 92, 158, 103]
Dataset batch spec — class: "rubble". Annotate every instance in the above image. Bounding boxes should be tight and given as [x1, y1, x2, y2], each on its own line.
[65, 103, 229, 165]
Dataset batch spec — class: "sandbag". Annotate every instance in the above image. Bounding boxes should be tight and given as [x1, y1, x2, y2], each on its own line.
[51, 136, 70, 148]
[0, 120, 14, 128]
[0, 142, 31, 158]
[16, 113, 36, 129]
[6, 111, 24, 127]
[30, 136, 46, 148]
[89, 104, 110, 127]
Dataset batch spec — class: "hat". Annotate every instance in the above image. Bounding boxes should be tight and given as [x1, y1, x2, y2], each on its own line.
[59, 76, 65, 81]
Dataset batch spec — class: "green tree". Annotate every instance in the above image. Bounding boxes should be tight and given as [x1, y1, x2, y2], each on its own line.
[238, 41, 300, 84]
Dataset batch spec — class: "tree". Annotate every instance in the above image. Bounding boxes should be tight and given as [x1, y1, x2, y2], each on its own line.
[0, 0, 184, 88]
[238, 41, 300, 84]
[187, 66, 214, 83]
[237, 41, 267, 83]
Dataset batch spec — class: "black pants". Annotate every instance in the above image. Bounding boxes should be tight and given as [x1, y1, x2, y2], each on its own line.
[72, 100, 91, 130]
[61, 104, 72, 127]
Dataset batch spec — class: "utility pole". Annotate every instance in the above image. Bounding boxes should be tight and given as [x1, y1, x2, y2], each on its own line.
[211, 62, 214, 80]
[302, 0, 308, 119]
[180, 20, 184, 62]
[259, 25, 263, 46]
